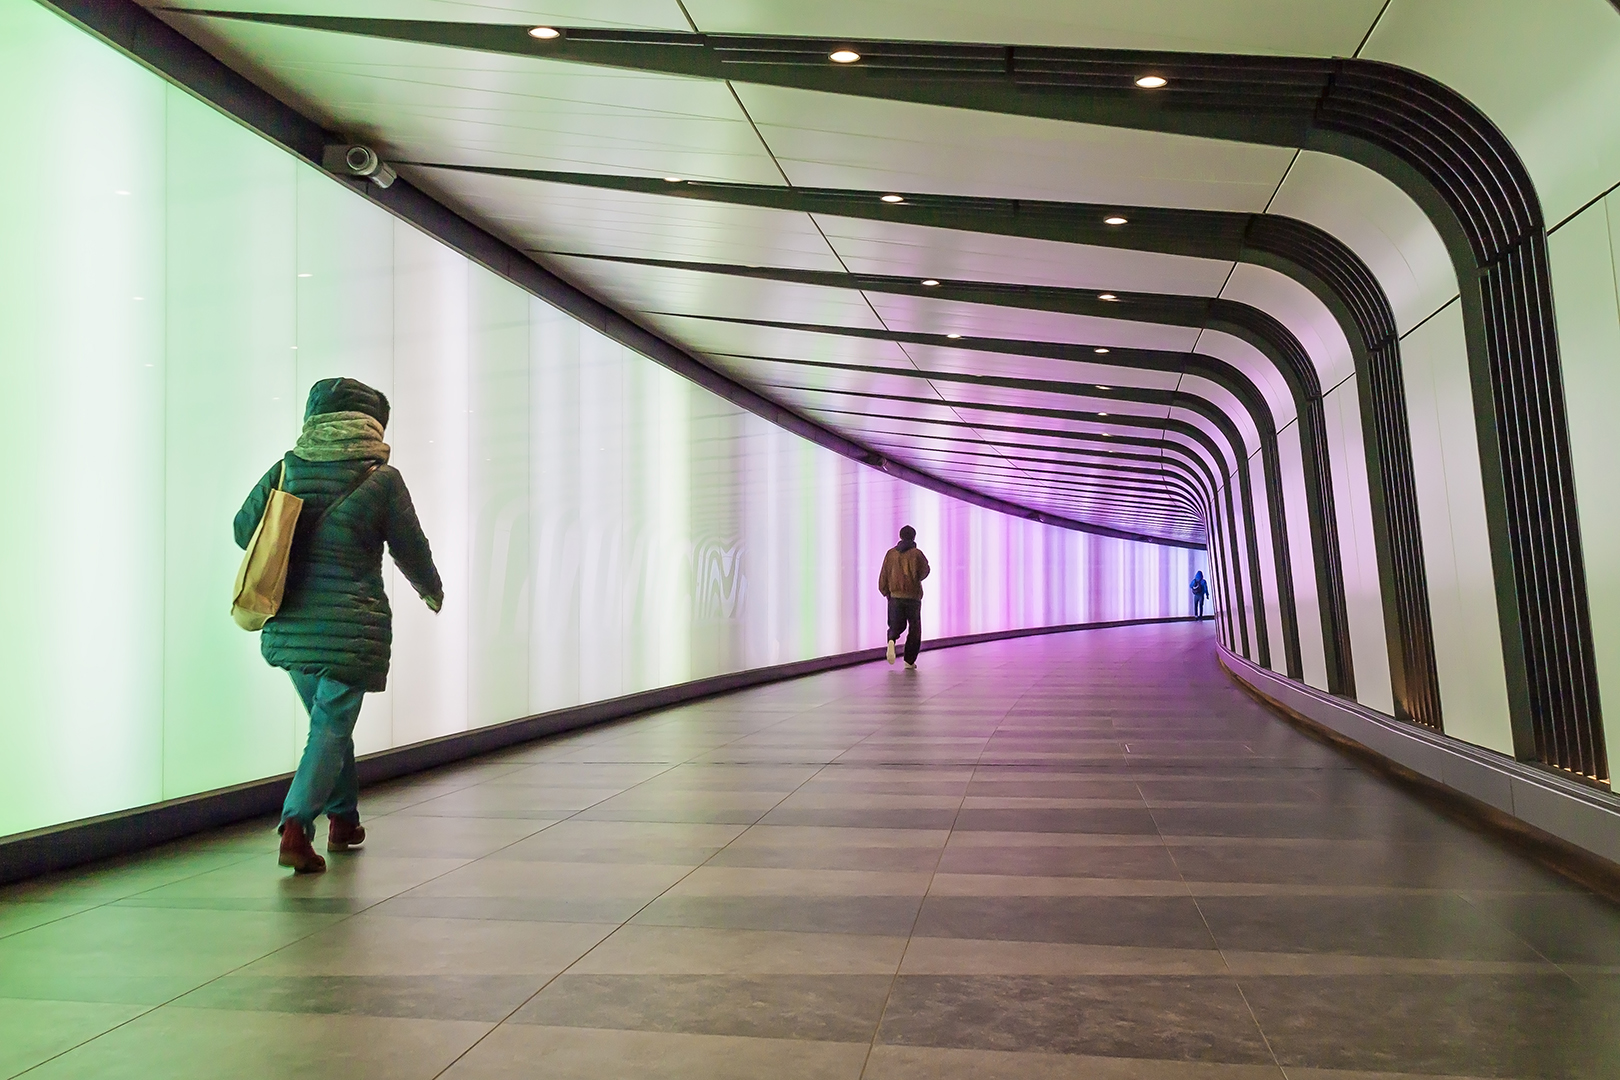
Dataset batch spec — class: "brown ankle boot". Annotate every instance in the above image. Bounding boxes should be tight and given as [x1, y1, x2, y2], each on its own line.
[327, 815, 365, 852]
[278, 821, 327, 874]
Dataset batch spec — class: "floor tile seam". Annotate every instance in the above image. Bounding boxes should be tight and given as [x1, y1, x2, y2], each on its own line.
[427, 753, 864, 1079]
[1146, 787, 1287, 1073]
[3, 848, 269, 940]
[5, 882, 377, 1080]
[222, 784, 661, 1002]
[1453, 888, 1583, 985]
[856, 714, 986, 1080]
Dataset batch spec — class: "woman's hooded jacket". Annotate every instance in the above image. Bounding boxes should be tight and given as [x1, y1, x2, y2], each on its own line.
[234, 378, 442, 691]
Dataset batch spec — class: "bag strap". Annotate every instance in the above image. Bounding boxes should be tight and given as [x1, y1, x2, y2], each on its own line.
[304, 460, 380, 534]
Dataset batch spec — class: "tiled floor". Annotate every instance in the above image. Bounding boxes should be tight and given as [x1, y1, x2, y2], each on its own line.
[4, 622, 1620, 1078]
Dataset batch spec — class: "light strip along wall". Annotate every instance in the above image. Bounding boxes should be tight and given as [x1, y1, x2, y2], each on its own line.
[0, 0, 1204, 840]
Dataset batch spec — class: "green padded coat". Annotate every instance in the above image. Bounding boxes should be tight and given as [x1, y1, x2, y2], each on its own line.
[234, 454, 442, 692]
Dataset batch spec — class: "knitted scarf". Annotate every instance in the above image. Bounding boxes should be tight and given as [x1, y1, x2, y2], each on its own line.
[293, 410, 390, 462]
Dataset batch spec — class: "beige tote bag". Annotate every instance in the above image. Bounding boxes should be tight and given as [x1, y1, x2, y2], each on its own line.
[230, 462, 303, 631]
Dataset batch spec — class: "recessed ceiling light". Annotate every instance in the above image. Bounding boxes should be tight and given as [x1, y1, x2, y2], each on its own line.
[1104, 215, 1128, 226]
[880, 194, 904, 203]
[528, 26, 560, 39]
[1094, 348, 1110, 354]
[1099, 293, 1118, 301]
[946, 332, 962, 339]
[1098, 412, 1109, 417]
[1096, 384, 1111, 390]
[664, 176, 684, 183]
[298, 273, 312, 278]
[1135, 74, 1167, 88]
[829, 49, 861, 63]
[921, 279, 941, 287]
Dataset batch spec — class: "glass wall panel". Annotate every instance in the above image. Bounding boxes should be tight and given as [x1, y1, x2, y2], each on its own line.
[0, 0, 1202, 839]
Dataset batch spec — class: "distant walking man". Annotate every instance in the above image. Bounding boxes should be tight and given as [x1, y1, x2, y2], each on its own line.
[879, 525, 931, 668]
[1190, 570, 1210, 618]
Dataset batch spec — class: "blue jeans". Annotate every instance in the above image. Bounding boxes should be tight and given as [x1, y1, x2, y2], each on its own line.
[280, 671, 365, 835]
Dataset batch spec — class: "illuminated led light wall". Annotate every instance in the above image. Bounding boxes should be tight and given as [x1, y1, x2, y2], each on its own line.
[0, 0, 1203, 840]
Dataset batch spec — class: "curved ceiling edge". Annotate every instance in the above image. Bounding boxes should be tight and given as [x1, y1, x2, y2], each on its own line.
[438, 163, 1427, 704]
[229, 15, 1578, 768]
[43, 0, 1211, 552]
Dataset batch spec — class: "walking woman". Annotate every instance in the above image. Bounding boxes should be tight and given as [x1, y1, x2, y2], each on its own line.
[234, 378, 443, 873]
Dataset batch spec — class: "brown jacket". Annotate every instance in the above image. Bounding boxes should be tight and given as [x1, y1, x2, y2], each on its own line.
[878, 545, 931, 599]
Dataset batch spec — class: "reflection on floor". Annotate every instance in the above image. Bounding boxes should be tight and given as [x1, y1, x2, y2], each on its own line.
[3, 622, 1619, 1078]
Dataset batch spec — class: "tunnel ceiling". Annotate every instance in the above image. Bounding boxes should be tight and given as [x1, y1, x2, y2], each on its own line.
[140, 0, 1407, 548]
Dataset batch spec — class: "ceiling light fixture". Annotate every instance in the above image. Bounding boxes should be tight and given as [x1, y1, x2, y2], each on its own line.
[1096, 385, 1111, 390]
[664, 176, 684, 183]
[830, 49, 861, 63]
[921, 279, 941, 287]
[1099, 293, 1118, 301]
[1094, 348, 1110, 355]
[880, 193, 904, 203]
[1135, 74, 1167, 88]
[1104, 215, 1128, 225]
[528, 26, 560, 39]
[946, 332, 962, 339]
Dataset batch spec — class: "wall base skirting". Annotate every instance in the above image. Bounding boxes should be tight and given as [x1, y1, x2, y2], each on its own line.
[1220, 644, 1620, 892]
[0, 615, 1205, 886]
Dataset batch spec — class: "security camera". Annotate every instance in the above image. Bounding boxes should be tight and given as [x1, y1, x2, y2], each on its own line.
[321, 144, 397, 189]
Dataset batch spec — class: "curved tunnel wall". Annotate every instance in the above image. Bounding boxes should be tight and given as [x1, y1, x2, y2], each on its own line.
[9, 0, 1620, 852]
[0, 2, 1204, 841]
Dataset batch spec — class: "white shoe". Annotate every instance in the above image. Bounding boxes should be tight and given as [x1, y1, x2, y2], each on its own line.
[905, 660, 917, 669]
[886, 640, 896, 665]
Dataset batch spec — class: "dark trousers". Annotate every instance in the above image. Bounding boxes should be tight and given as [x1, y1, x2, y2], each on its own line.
[1194, 593, 1207, 617]
[887, 597, 923, 664]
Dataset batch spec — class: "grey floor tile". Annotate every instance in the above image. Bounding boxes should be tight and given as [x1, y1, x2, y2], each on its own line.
[20, 1006, 491, 1079]
[936, 842, 1181, 879]
[634, 895, 924, 936]
[175, 973, 543, 1021]
[951, 808, 1162, 834]
[1196, 894, 1549, 961]
[877, 974, 1273, 1063]
[437, 1023, 869, 1079]
[913, 895, 1217, 949]
[511, 973, 892, 1040]
[0, 998, 148, 1078]
[1239, 974, 1620, 1078]
[367, 895, 647, 924]
[756, 808, 962, 830]
[1465, 891, 1620, 965]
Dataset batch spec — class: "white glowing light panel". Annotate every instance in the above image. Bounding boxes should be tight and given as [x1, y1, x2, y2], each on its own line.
[0, 0, 1205, 838]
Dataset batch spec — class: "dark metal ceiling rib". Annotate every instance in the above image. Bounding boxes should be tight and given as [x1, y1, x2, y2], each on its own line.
[789, 382, 1263, 646]
[577, 253, 1324, 677]
[441, 162, 1422, 710]
[806, 400, 1250, 650]
[739, 353, 1251, 527]
[679, 299, 1301, 672]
